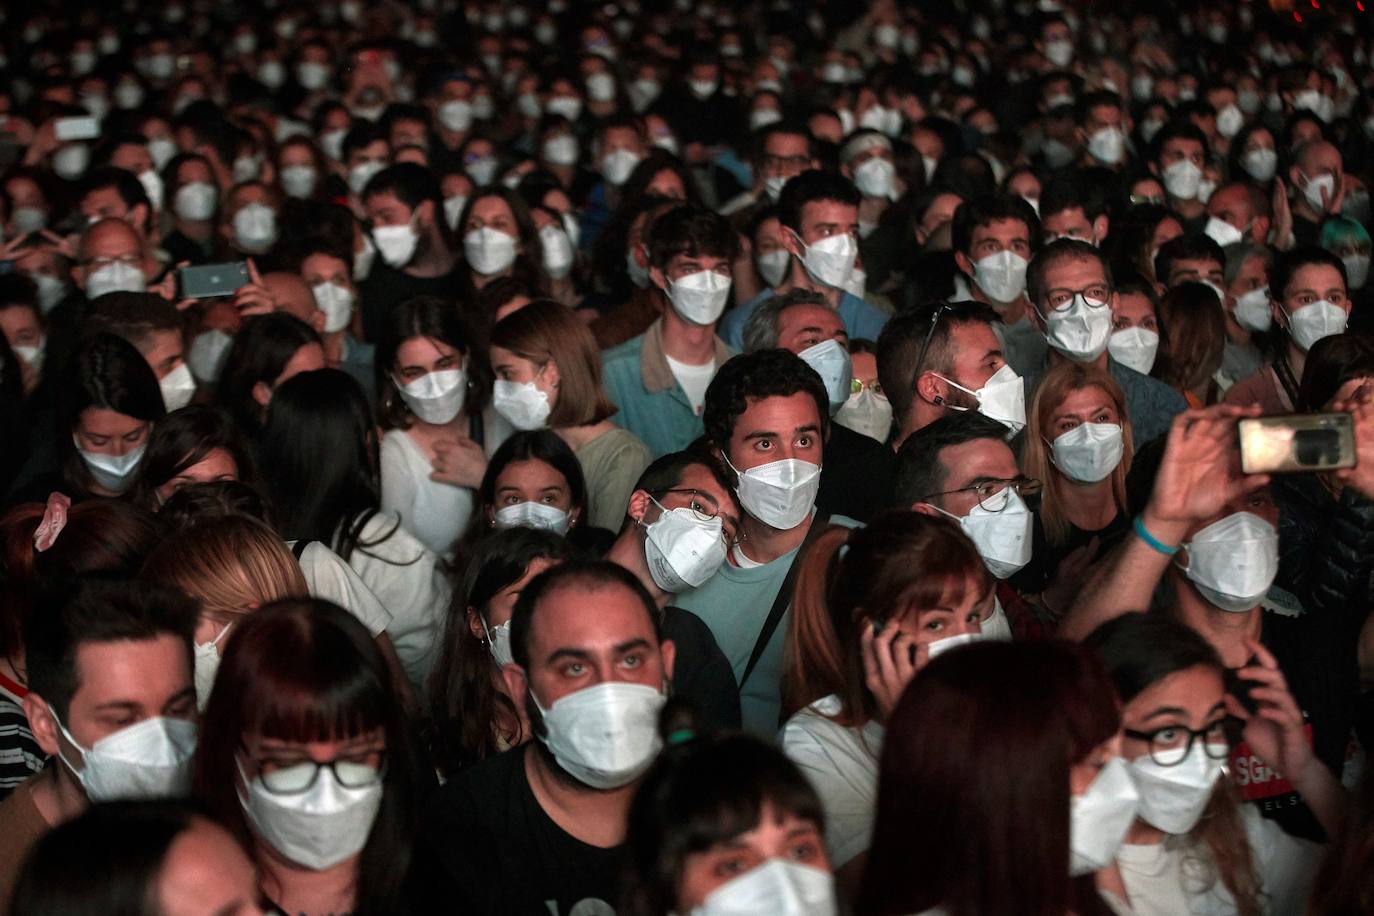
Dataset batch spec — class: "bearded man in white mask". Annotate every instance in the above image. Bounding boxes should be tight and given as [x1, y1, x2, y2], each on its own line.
[718, 170, 889, 352]
[0, 581, 198, 907]
[950, 193, 1044, 375]
[425, 561, 675, 914]
[1024, 239, 1187, 446]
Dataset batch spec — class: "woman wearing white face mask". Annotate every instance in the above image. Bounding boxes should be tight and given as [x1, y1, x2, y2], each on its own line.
[377, 297, 512, 557]
[273, 137, 329, 202]
[457, 188, 550, 302]
[161, 153, 220, 265]
[1085, 614, 1329, 916]
[622, 726, 837, 916]
[192, 598, 429, 915]
[57, 333, 165, 498]
[490, 301, 653, 530]
[1020, 364, 1133, 615]
[859, 641, 1126, 916]
[1224, 248, 1351, 416]
[1226, 124, 1280, 188]
[428, 528, 571, 779]
[781, 511, 996, 891]
[223, 184, 280, 257]
[531, 204, 582, 307]
[1152, 282, 1227, 409]
[142, 515, 309, 709]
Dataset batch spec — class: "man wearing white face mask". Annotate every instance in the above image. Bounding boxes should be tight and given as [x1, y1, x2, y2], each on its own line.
[719, 122, 819, 222]
[1204, 182, 1272, 251]
[899, 412, 1043, 640]
[1225, 248, 1351, 416]
[1287, 140, 1346, 248]
[719, 171, 889, 352]
[86, 293, 198, 413]
[606, 451, 746, 730]
[286, 247, 376, 403]
[358, 164, 460, 344]
[1076, 92, 1132, 170]
[1149, 123, 1211, 231]
[426, 561, 676, 913]
[1025, 240, 1187, 446]
[950, 194, 1044, 376]
[877, 300, 1024, 449]
[1064, 402, 1366, 840]
[0, 582, 198, 907]
[578, 117, 650, 251]
[742, 291, 896, 524]
[603, 206, 738, 458]
[222, 186, 279, 257]
[1038, 175, 1111, 250]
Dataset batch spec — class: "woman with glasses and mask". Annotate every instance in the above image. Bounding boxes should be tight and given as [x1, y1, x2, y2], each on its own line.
[781, 511, 994, 893]
[1017, 362, 1133, 623]
[193, 597, 427, 916]
[1084, 613, 1335, 916]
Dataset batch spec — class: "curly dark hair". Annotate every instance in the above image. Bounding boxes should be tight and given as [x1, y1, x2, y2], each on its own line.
[702, 350, 829, 459]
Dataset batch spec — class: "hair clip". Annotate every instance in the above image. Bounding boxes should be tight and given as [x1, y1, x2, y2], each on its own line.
[33, 492, 73, 553]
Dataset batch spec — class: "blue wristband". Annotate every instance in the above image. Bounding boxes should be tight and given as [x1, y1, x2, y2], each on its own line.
[1133, 515, 1179, 556]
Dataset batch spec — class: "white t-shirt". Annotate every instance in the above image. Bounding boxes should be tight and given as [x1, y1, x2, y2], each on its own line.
[781, 694, 884, 866]
[289, 540, 392, 636]
[1112, 804, 1322, 916]
[379, 410, 512, 558]
[664, 354, 716, 416]
[337, 512, 453, 694]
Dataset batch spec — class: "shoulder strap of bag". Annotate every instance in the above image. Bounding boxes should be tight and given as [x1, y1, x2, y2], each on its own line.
[291, 538, 314, 561]
[738, 511, 831, 691]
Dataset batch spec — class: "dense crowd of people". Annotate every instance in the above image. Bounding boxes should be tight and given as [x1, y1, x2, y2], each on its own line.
[0, 0, 1372, 913]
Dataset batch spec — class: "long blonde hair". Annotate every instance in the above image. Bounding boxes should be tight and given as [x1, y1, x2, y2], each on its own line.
[1021, 362, 1133, 547]
[142, 514, 308, 624]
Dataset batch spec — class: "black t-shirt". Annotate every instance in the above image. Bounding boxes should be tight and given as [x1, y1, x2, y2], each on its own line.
[424, 744, 626, 915]
[1010, 511, 1130, 596]
[358, 263, 463, 344]
[818, 423, 895, 523]
[662, 605, 741, 731]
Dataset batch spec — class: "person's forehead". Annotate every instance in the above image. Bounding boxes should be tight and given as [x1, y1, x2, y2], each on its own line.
[530, 583, 656, 656]
[1287, 263, 1345, 291]
[72, 635, 187, 706]
[801, 199, 856, 224]
[1162, 138, 1203, 156]
[735, 391, 822, 434]
[1172, 256, 1222, 276]
[85, 222, 141, 255]
[765, 132, 809, 156]
[778, 302, 843, 336]
[1116, 291, 1154, 314]
[1043, 254, 1105, 284]
[939, 437, 1018, 484]
[973, 217, 1028, 242]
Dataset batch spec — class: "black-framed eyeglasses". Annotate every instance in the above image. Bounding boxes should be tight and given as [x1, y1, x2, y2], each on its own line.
[1043, 284, 1112, 312]
[247, 749, 388, 795]
[653, 488, 742, 547]
[1124, 721, 1230, 767]
[919, 475, 1042, 512]
[910, 303, 953, 393]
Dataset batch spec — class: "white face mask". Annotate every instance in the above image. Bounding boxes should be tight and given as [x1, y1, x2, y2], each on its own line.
[972, 250, 1029, 305]
[852, 157, 897, 200]
[835, 387, 893, 443]
[373, 221, 420, 268]
[280, 165, 318, 199]
[481, 617, 514, 667]
[11, 206, 48, 235]
[926, 631, 985, 659]
[1161, 160, 1202, 201]
[797, 339, 852, 411]
[232, 203, 277, 253]
[53, 143, 92, 180]
[1107, 327, 1159, 375]
[308, 281, 353, 335]
[396, 368, 466, 425]
[464, 227, 518, 276]
[493, 500, 571, 534]
[237, 760, 383, 869]
[932, 488, 1034, 580]
[1233, 286, 1272, 332]
[1299, 172, 1337, 212]
[842, 267, 867, 302]
[159, 362, 197, 412]
[626, 246, 652, 288]
[642, 496, 728, 592]
[188, 328, 235, 383]
[86, 260, 146, 299]
[348, 160, 385, 195]
[543, 134, 580, 166]
[546, 96, 584, 122]
[31, 273, 67, 314]
[756, 249, 790, 288]
[688, 79, 718, 100]
[1070, 758, 1140, 876]
[1086, 127, 1125, 165]
[14, 339, 45, 375]
[1203, 216, 1244, 249]
[173, 181, 218, 221]
[1044, 39, 1074, 67]
[601, 149, 642, 186]
[689, 859, 836, 916]
[77, 439, 147, 493]
[666, 269, 732, 326]
[1284, 298, 1348, 351]
[1127, 741, 1225, 834]
[938, 363, 1027, 435]
[1343, 254, 1370, 290]
[1177, 510, 1278, 612]
[1215, 104, 1244, 139]
[465, 156, 499, 187]
[794, 231, 857, 290]
[540, 225, 575, 279]
[763, 175, 789, 202]
[492, 379, 552, 430]
[438, 99, 474, 133]
[193, 622, 232, 708]
[532, 682, 666, 789]
[1041, 292, 1113, 363]
[1050, 422, 1123, 484]
[725, 455, 821, 530]
[54, 714, 197, 802]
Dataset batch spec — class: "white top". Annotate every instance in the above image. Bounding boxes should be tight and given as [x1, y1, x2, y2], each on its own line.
[664, 354, 716, 416]
[1113, 804, 1321, 916]
[337, 512, 453, 694]
[290, 540, 392, 636]
[379, 410, 512, 558]
[781, 694, 884, 866]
